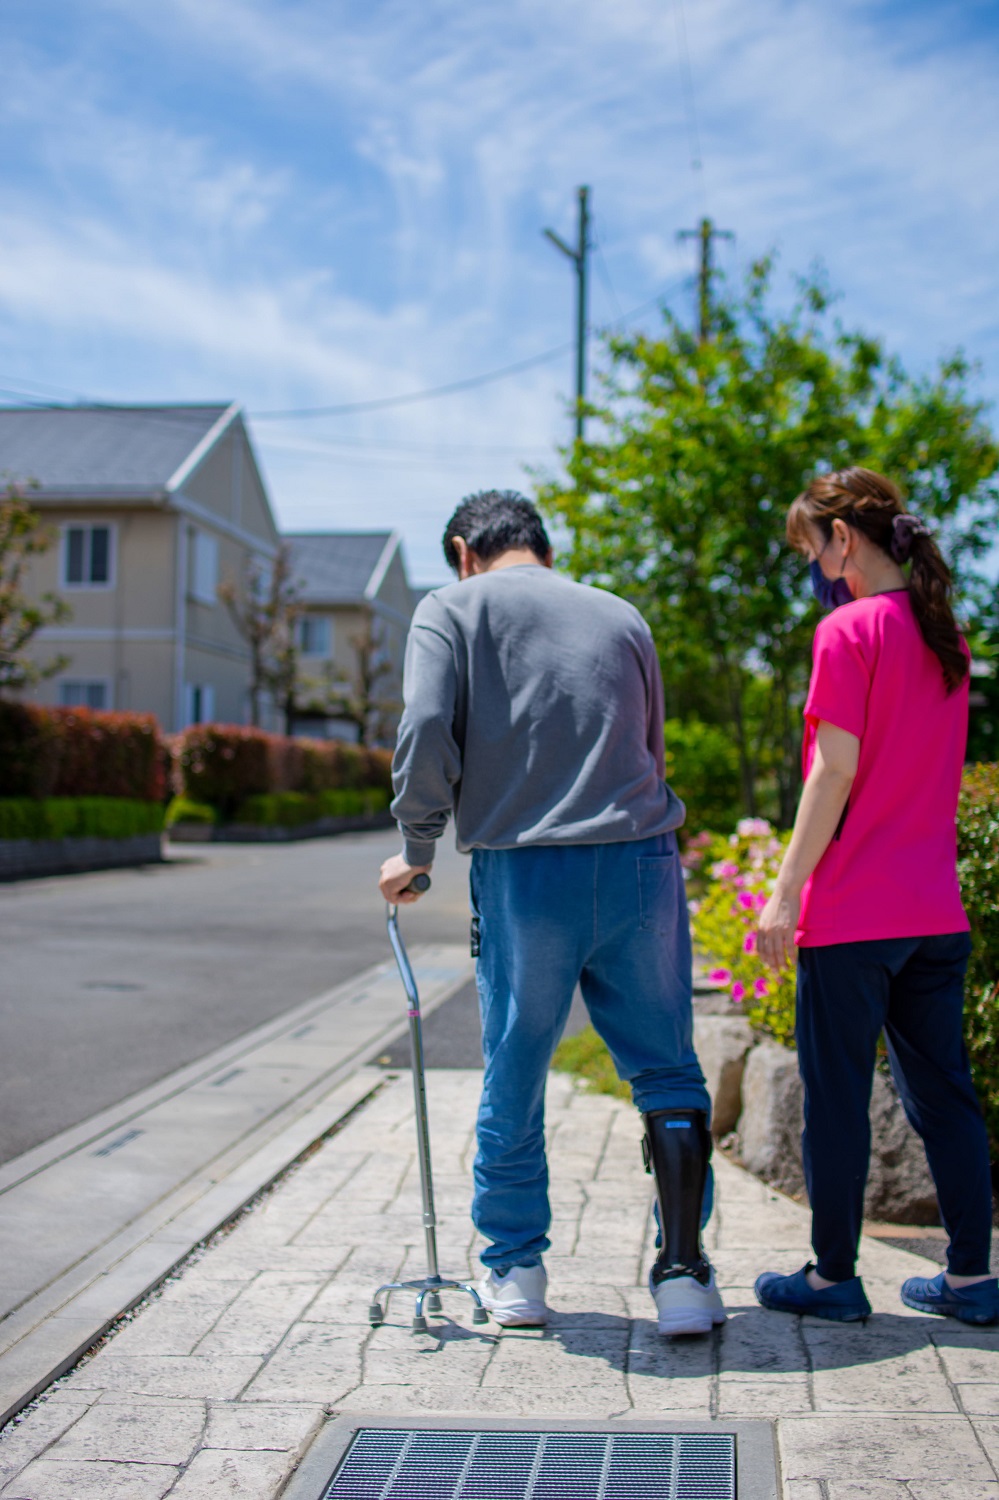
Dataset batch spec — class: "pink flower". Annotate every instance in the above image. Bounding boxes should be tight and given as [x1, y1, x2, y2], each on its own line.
[743, 933, 757, 954]
[707, 968, 732, 987]
[755, 892, 769, 910]
[733, 875, 746, 889]
[737, 817, 773, 837]
[731, 981, 746, 1003]
[737, 892, 755, 909]
[754, 978, 769, 999]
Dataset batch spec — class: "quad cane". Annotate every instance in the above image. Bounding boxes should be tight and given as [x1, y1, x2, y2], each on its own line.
[368, 874, 489, 1333]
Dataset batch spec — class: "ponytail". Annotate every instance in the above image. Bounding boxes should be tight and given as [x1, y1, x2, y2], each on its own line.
[786, 466, 968, 694]
[906, 532, 968, 693]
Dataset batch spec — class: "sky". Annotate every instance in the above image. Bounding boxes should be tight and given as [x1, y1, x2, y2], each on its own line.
[1, 0, 997, 584]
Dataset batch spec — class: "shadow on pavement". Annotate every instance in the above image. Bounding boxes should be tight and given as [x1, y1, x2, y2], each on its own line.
[425, 1307, 999, 1374]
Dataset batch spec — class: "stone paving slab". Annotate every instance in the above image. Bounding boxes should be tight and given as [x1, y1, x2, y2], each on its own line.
[0, 946, 470, 1428]
[0, 1067, 996, 1498]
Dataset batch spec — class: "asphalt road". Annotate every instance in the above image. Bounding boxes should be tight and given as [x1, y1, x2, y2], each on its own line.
[0, 829, 471, 1164]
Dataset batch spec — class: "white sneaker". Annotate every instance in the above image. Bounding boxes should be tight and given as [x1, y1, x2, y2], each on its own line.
[650, 1265, 726, 1336]
[478, 1264, 549, 1327]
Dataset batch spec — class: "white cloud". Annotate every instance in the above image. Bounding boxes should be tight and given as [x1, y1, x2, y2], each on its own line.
[0, 0, 996, 583]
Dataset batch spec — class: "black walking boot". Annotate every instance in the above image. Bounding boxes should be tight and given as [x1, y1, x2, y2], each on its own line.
[642, 1109, 725, 1335]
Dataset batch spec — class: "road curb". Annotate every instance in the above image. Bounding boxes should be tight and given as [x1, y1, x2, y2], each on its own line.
[0, 949, 473, 1427]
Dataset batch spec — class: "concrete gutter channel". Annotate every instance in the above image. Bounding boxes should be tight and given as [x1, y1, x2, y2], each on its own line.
[0, 945, 472, 1428]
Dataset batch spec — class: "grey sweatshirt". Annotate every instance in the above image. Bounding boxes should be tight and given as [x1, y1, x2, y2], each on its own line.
[391, 564, 685, 866]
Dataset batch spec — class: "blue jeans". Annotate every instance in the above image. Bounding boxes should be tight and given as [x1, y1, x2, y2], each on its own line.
[470, 835, 710, 1271]
[797, 933, 992, 1281]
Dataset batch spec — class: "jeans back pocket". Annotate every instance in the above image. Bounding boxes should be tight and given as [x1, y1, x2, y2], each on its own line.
[637, 853, 678, 935]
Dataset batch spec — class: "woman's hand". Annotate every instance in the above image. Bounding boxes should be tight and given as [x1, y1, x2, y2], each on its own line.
[757, 885, 800, 972]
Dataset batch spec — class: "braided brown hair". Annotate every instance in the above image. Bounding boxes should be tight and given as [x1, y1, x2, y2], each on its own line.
[786, 467, 968, 693]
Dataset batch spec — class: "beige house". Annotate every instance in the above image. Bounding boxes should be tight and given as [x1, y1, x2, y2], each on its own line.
[284, 531, 415, 745]
[0, 403, 281, 731]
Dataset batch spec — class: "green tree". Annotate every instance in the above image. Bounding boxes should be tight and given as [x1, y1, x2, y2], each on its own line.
[0, 486, 70, 694]
[538, 261, 999, 823]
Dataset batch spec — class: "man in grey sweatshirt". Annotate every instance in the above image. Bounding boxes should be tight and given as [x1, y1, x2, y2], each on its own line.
[379, 491, 723, 1337]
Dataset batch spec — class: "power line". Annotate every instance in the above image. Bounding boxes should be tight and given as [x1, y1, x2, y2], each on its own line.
[672, 0, 704, 179]
[592, 223, 626, 323]
[0, 276, 688, 431]
[251, 342, 574, 421]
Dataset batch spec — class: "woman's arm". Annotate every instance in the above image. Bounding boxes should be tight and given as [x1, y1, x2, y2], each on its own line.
[757, 721, 860, 970]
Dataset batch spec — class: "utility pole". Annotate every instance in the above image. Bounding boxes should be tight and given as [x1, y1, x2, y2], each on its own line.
[544, 185, 590, 443]
[677, 216, 734, 343]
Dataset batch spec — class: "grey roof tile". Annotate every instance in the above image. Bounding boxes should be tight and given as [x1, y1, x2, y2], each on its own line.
[0, 404, 232, 495]
[284, 532, 393, 604]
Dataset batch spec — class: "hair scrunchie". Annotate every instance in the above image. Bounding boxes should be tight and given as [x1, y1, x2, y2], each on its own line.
[891, 513, 930, 563]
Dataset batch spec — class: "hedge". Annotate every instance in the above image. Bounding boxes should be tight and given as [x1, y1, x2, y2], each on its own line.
[957, 764, 999, 1158]
[232, 788, 390, 827]
[174, 725, 392, 820]
[0, 702, 165, 801]
[0, 706, 394, 831]
[164, 796, 217, 828]
[0, 797, 164, 840]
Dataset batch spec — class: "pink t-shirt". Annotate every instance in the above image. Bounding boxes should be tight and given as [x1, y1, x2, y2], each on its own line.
[796, 591, 969, 947]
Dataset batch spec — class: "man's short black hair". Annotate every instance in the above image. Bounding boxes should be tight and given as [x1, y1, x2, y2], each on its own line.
[442, 490, 551, 573]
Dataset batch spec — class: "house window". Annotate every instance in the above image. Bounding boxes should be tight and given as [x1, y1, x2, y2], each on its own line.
[59, 680, 108, 710]
[63, 525, 113, 587]
[299, 615, 332, 657]
[185, 683, 215, 726]
[189, 530, 219, 605]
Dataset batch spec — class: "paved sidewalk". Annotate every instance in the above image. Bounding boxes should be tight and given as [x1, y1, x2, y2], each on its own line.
[1, 1067, 997, 1498]
[0, 947, 471, 1432]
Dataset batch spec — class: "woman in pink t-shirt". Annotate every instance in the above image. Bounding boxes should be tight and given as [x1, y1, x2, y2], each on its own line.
[753, 466, 996, 1326]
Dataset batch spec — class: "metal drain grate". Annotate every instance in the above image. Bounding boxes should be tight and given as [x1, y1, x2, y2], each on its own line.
[322, 1428, 736, 1500]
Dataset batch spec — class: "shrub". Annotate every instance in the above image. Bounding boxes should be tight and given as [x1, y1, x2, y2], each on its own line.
[174, 724, 394, 820]
[957, 763, 999, 1155]
[50, 709, 164, 800]
[664, 718, 742, 839]
[551, 1025, 631, 1100]
[689, 773, 999, 1158]
[164, 796, 217, 827]
[363, 747, 394, 794]
[688, 818, 796, 1044]
[0, 701, 59, 795]
[0, 702, 163, 800]
[0, 797, 163, 839]
[176, 725, 272, 816]
[232, 787, 390, 827]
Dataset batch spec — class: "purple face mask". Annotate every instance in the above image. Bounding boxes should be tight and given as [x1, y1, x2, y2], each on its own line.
[809, 559, 852, 610]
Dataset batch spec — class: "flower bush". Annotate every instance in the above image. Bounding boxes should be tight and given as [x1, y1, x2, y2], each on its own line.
[956, 763, 999, 1157]
[690, 776, 999, 1160]
[688, 817, 796, 1045]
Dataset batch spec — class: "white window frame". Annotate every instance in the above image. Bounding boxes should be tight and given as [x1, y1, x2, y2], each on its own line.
[189, 529, 220, 606]
[58, 678, 112, 710]
[299, 614, 333, 658]
[61, 523, 116, 590]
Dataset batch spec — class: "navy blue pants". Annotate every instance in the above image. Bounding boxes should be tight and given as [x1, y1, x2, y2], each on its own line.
[796, 932, 993, 1282]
